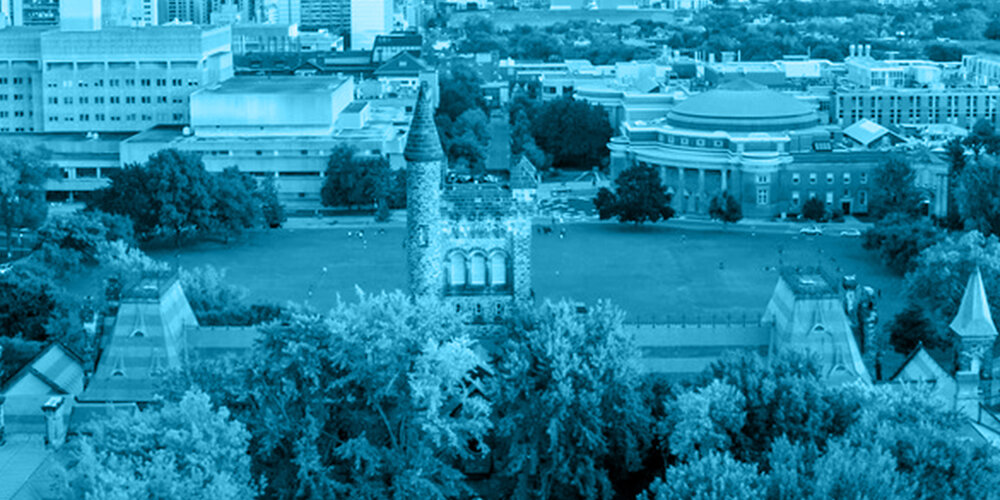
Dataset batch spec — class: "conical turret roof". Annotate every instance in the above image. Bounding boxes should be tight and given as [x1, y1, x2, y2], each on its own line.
[404, 82, 444, 162]
[950, 267, 998, 339]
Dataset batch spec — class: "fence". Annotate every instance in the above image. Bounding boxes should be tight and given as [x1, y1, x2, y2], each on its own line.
[625, 311, 774, 329]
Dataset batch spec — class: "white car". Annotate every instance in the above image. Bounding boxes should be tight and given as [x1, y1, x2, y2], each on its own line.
[839, 228, 862, 237]
[799, 226, 823, 236]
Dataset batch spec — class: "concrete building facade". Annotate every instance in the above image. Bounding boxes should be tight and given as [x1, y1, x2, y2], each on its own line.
[832, 87, 1000, 130]
[0, 25, 233, 134]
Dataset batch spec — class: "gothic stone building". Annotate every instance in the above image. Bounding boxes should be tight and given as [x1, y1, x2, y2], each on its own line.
[404, 83, 536, 323]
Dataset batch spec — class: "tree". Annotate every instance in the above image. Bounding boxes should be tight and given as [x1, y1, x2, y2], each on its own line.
[800, 197, 826, 222]
[531, 96, 613, 169]
[62, 390, 258, 499]
[91, 150, 216, 245]
[905, 231, 1000, 339]
[179, 265, 283, 326]
[0, 142, 53, 259]
[210, 167, 260, 243]
[593, 165, 675, 225]
[944, 137, 968, 229]
[869, 155, 924, 219]
[708, 191, 742, 226]
[170, 292, 492, 499]
[495, 300, 651, 500]
[810, 43, 842, 61]
[0, 268, 58, 341]
[437, 62, 487, 121]
[639, 452, 765, 500]
[96, 240, 171, 303]
[662, 380, 746, 462]
[957, 156, 1000, 237]
[887, 303, 945, 354]
[861, 213, 942, 274]
[962, 119, 1000, 157]
[33, 210, 135, 276]
[320, 146, 391, 210]
[986, 20, 1000, 40]
[811, 439, 915, 500]
[256, 175, 286, 228]
[926, 43, 964, 62]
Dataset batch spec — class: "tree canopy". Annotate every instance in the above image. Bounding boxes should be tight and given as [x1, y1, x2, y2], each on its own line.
[708, 191, 743, 226]
[594, 165, 675, 225]
[0, 141, 53, 258]
[869, 155, 925, 219]
[321, 145, 392, 210]
[62, 390, 258, 499]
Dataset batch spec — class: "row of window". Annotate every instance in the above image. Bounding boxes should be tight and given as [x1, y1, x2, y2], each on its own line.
[48, 96, 184, 105]
[46, 113, 183, 122]
[0, 111, 30, 118]
[788, 190, 868, 207]
[0, 95, 27, 101]
[790, 172, 867, 185]
[46, 78, 198, 88]
[0, 77, 30, 85]
[448, 251, 509, 288]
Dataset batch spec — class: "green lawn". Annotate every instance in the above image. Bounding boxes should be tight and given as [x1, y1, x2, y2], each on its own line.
[147, 223, 907, 323]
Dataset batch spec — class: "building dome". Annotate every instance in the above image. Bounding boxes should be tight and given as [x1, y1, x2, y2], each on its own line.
[666, 79, 819, 133]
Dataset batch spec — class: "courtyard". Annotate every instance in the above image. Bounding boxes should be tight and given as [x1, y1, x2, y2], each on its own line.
[147, 221, 907, 324]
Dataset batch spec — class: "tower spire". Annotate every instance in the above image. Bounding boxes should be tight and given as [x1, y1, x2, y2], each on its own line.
[404, 82, 444, 162]
[950, 266, 998, 340]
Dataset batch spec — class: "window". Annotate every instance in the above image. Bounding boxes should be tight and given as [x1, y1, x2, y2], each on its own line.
[79, 97, 88, 104]
[141, 78, 151, 87]
[140, 96, 151, 104]
[125, 97, 135, 104]
[756, 174, 770, 184]
[13, 111, 23, 117]
[826, 173, 834, 184]
[94, 79, 103, 87]
[792, 173, 800, 184]
[48, 116, 58, 122]
[79, 114, 89, 121]
[95, 96, 104, 104]
[172, 113, 183, 120]
[157, 96, 167, 103]
[843, 173, 851, 184]
[680, 137, 690, 145]
[172, 78, 182, 86]
[141, 114, 152, 121]
[791, 191, 800, 207]
[156, 78, 166, 86]
[809, 191, 816, 200]
[125, 79, 135, 86]
[449, 253, 465, 286]
[63, 97, 73, 104]
[469, 254, 487, 286]
[96, 114, 105, 121]
[172, 97, 184, 104]
[125, 113, 136, 120]
[713, 140, 724, 147]
[826, 192, 834, 205]
[110, 97, 120, 103]
[47, 97, 57, 104]
[756, 187, 769, 205]
[809, 173, 817, 184]
[110, 79, 120, 87]
[696, 138, 706, 147]
[77, 167, 97, 178]
[13, 94, 23, 101]
[859, 191, 867, 205]
[490, 253, 506, 286]
[860, 172, 868, 184]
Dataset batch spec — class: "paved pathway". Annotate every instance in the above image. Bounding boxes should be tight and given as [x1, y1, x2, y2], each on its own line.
[0, 434, 51, 500]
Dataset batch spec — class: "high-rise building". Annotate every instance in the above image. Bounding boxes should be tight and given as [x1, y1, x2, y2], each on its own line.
[0, 24, 233, 133]
[299, 0, 347, 35]
[348, 0, 390, 50]
[164, 0, 207, 23]
[103, 0, 162, 27]
[11, 0, 60, 26]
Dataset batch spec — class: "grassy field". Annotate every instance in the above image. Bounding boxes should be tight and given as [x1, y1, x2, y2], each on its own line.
[146, 222, 907, 323]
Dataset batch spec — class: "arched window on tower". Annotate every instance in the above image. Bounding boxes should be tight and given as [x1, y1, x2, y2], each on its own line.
[490, 252, 507, 287]
[449, 252, 466, 286]
[470, 253, 487, 286]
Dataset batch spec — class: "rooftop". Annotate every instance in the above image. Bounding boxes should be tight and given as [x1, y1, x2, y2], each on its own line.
[666, 79, 819, 132]
[779, 266, 840, 297]
[201, 76, 349, 95]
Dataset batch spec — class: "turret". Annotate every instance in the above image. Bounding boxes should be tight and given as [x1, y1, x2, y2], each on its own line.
[950, 267, 997, 412]
[404, 82, 445, 299]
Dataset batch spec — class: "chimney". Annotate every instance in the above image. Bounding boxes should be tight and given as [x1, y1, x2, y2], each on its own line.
[865, 45, 872, 58]
[709, 53, 715, 64]
[42, 396, 67, 448]
[849, 44, 856, 57]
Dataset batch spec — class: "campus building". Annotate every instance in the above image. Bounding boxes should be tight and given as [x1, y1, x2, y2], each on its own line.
[120, 75, 414, 205]
[607, 79, 948, 219]
[405, 83, 537, 322]
[0, 24, 233, 133]
[831, 87, 1000, 130]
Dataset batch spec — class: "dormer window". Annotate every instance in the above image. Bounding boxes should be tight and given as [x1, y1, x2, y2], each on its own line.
[131, 330, 144, 338]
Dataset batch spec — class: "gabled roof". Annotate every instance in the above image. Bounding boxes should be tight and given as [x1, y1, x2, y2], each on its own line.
[374, 51, 431, 77]
[950, 267, 998, 339]
[1, 343, 85, 396]
[843, 119, 906, 148]
[510, 156, 539, 190]
[890, 342, 951, 382]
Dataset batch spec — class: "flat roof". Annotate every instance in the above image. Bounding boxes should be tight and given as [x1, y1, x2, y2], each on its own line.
[344, 101, 369, 112]
[201, 76, 348, 95]
[122, 126, 186, 144]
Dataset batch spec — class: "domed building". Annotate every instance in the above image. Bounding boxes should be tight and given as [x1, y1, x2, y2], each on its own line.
[607, 79, 945, 218]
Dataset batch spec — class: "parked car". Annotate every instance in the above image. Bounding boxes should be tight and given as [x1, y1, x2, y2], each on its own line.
[839, 228, 862, 237]
[799, 225, 823, 236]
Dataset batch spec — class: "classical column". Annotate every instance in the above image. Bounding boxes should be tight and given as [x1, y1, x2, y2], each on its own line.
[697, 169, 706, 213]
[721, 167, 728, 192]
[677, 166, 686, 213]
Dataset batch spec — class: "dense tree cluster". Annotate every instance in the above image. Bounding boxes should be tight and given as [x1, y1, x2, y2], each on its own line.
[435, 62, 492, 175]
[511, 94, 613, 170]
[321, 145, 405, 215]
[0, 141, 53, 258]
[179, 265, 284, 326]
[91, 150, 284, 245]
